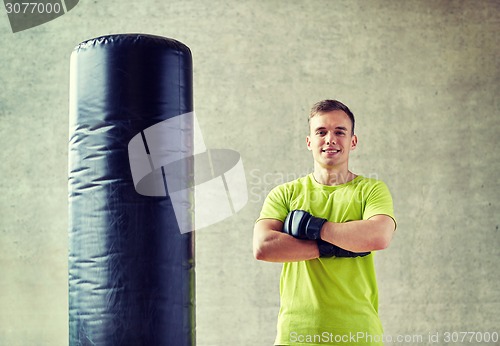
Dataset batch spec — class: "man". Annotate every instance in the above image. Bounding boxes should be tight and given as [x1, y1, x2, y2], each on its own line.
[253, 100, 396, 346]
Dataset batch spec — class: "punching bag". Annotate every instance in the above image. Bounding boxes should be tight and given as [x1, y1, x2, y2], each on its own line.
[68, 34, 195, 345]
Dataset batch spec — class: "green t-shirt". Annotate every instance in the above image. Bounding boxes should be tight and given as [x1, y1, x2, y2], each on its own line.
[257, 174, 396, 346]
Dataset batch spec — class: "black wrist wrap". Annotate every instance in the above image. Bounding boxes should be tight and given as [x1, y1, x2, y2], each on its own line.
[317, 240, 371, 258]
[305, 216, 327, 240]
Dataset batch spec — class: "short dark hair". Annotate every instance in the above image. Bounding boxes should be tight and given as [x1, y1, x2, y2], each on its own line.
[308, 99, 355, 134]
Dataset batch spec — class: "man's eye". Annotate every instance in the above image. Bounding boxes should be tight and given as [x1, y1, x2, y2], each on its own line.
[316, 131, 326, 136]
[336, 131, 345, 136]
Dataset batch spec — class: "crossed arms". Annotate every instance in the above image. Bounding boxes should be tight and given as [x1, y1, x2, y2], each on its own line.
[253, 214, 396, 263]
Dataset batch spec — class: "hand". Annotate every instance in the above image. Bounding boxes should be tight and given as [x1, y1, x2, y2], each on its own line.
[282, 210, 327, 240]
[317, 240, 371, 258]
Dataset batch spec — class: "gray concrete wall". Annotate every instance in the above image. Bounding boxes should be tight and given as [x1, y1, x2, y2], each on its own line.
[0, 0, 498, 345]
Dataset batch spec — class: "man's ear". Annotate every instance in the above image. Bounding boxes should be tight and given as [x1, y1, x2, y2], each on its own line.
[306, 136, 312, 151]
[350, 134, 358, 150]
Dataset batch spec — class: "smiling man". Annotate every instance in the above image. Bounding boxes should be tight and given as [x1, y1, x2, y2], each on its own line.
[253, 99, 396, 346]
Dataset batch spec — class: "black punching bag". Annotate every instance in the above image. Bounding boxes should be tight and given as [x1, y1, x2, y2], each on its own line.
[68, 34, 195, 345]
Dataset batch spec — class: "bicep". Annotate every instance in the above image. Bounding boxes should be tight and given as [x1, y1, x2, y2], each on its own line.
[253, 218, 319, 262]
[253, 218, 283, 241]
[368, 214, 396, 232]
[367, 214, 396, 249]
[253, 218, 284, 260]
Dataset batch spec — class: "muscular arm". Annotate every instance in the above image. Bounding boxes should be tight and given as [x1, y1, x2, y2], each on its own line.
[253, 218, 320, 262]
[319, 214, 396, 253]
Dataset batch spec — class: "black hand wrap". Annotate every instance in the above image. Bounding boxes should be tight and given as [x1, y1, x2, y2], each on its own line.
[282, 210, 327, 240]
[283, 210, 371, 258]
[317, 240, 371, 258]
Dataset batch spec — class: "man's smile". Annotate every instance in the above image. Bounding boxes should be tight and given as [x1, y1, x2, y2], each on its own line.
[322, 148, 340, 154]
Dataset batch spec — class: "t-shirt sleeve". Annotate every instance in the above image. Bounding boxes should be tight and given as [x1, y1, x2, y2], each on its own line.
[255, 184, 290, 223]
[362, 180, 397, 228]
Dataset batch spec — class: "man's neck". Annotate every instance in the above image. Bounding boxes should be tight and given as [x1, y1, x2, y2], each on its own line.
[312, 167, 356, 186]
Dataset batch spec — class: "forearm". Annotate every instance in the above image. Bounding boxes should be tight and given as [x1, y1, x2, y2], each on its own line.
[319, 215, 395, 253]
[253, 221, 319, 262]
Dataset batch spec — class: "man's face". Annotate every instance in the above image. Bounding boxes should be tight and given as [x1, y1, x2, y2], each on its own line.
[306, 110, 357, 170]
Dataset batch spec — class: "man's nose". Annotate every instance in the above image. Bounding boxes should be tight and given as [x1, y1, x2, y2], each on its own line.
[325, 132, 335, 145]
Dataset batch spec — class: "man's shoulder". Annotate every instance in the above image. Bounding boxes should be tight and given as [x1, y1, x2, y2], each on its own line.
[271, 174, 312, 191]
[353, 175, 389, 189]
[352, 175, 394, 204]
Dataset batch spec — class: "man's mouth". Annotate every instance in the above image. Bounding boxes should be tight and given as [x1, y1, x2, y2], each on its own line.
[322, 148, 340, 153]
